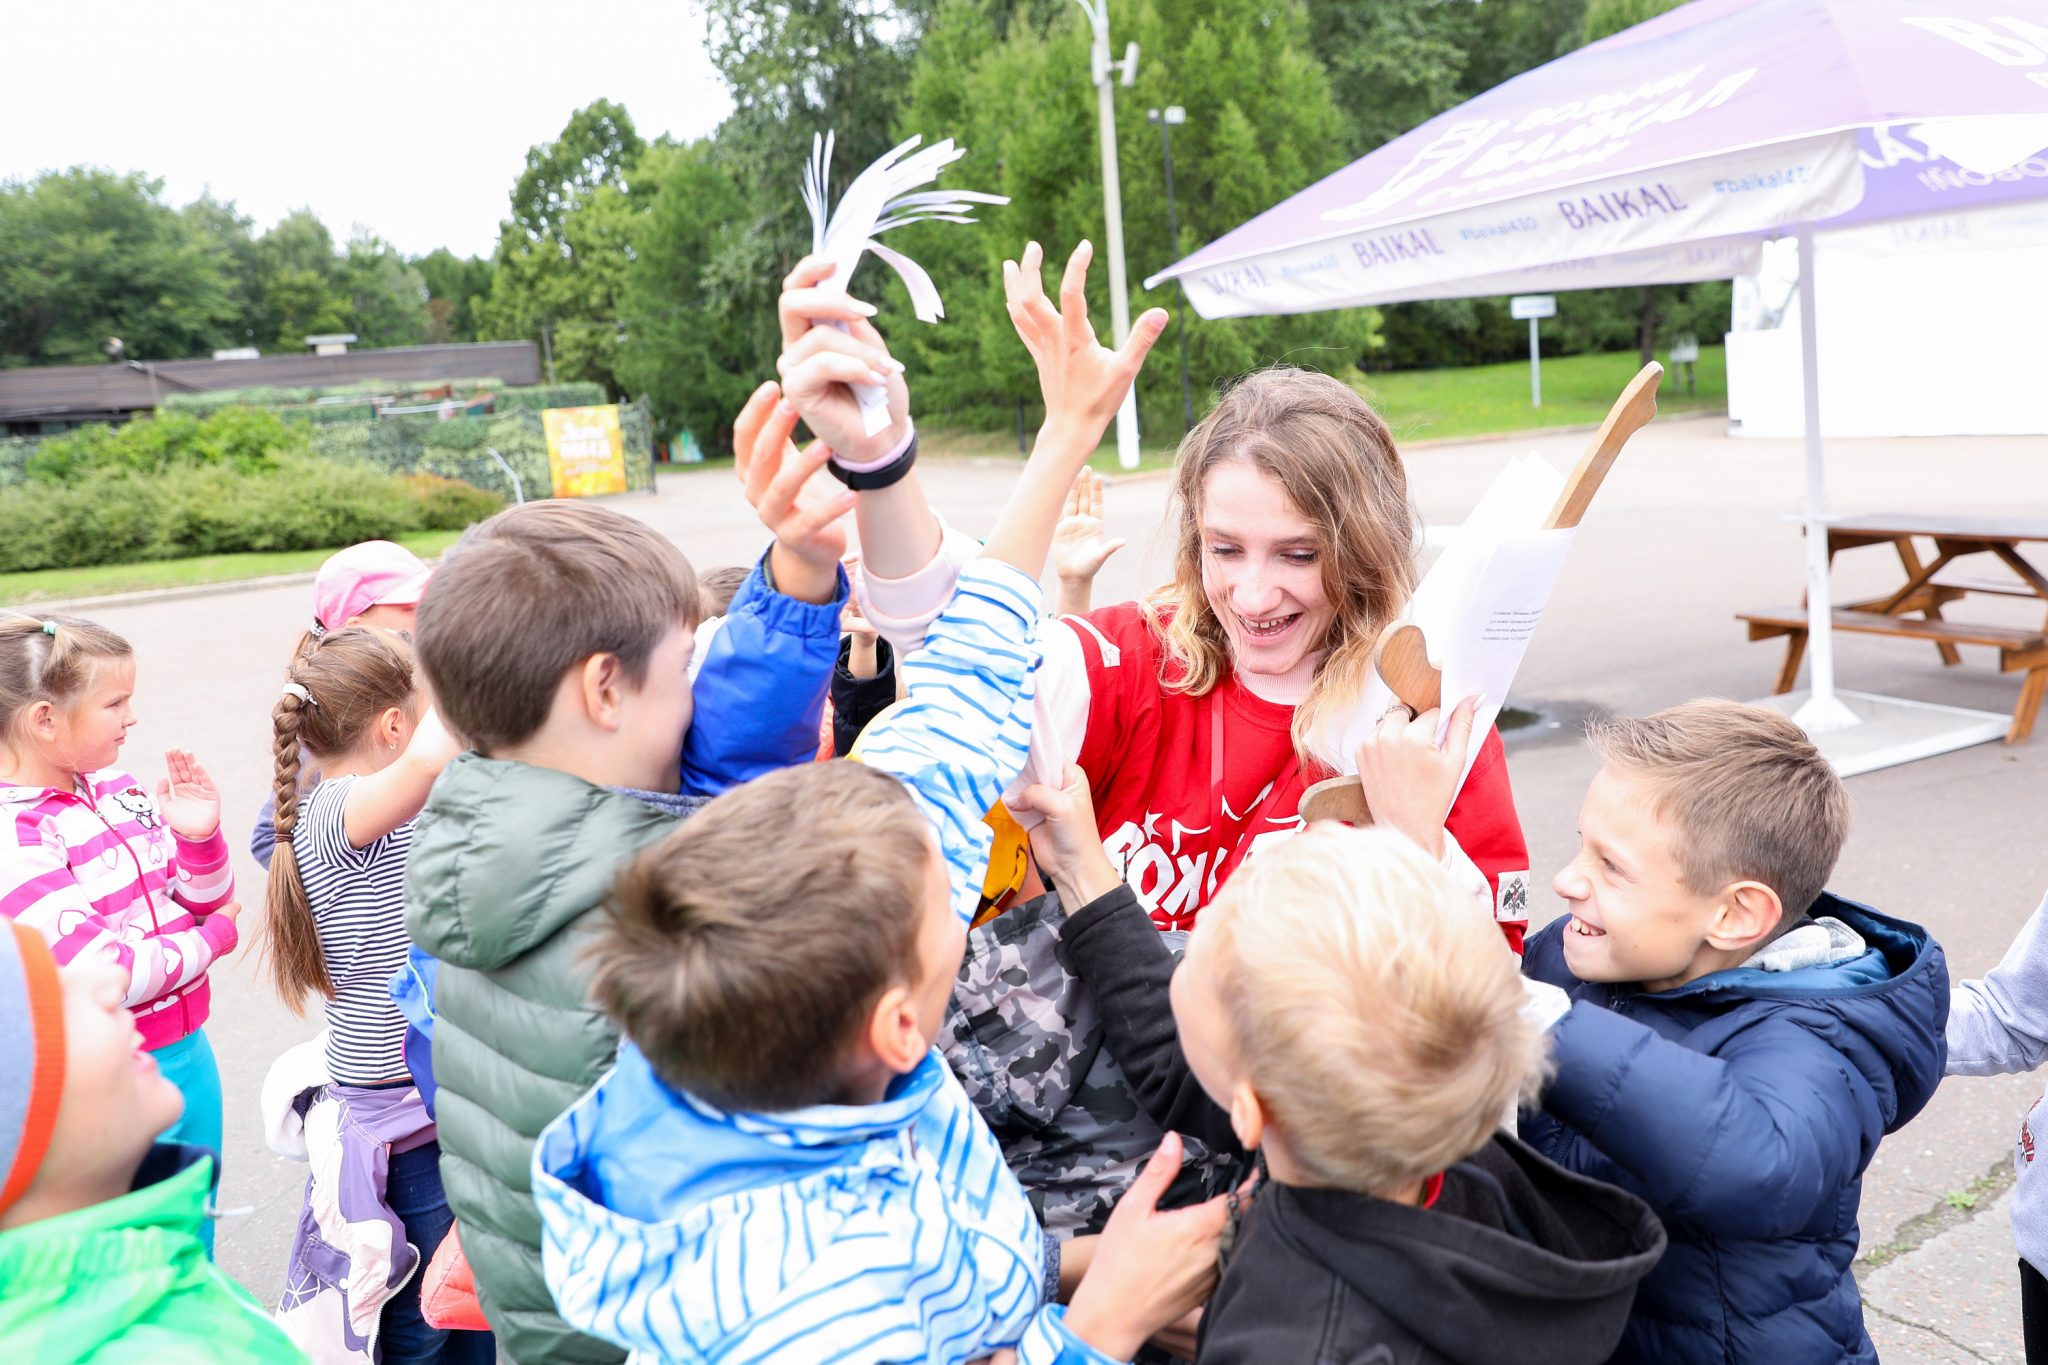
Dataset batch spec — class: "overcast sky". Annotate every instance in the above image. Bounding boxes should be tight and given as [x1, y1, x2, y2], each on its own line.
[2, 0, 735, 259]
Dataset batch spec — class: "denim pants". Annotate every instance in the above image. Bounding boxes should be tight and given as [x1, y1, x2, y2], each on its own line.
[381, 1141, 494, 1364]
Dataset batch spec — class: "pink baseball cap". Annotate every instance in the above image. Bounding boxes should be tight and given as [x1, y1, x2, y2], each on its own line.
[313, 541, 432, 632]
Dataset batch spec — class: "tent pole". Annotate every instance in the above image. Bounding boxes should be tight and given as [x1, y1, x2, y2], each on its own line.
[1792, 222, 1858, 732]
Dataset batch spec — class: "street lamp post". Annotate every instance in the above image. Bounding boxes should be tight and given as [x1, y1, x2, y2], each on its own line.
[1075, 0, 1142, 469]
[1148, 104, 1192, 433]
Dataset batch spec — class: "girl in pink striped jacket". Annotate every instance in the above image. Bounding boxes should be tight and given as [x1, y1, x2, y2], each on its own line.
[0, 613, 240, 1254]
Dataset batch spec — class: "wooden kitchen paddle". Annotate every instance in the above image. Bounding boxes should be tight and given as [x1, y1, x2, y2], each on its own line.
[1300, 362, 1664, 828]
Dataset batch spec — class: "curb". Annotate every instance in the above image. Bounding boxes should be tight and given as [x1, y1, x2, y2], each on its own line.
[23, 570, 323, 615]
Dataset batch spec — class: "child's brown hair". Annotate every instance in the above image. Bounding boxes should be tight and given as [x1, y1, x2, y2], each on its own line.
[265, 628, 419, 1010]
[698, 566, 751, 620]
[414, 501, 699, 754]
[590, 761, 933, 1111]
[0, 614, 133, 749]
[1589, 698, 1851, 927]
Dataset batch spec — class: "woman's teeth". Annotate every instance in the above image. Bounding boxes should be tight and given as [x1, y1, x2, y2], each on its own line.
[1241, 613, 1299, 639]
[1568, 916, 1606, 937]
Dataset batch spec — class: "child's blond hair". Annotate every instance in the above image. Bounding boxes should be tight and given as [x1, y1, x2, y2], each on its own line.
[1201, 825, 1548, 1194]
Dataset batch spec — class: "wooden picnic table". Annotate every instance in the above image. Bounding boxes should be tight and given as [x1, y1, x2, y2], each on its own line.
[1737, 513, 2048, 744]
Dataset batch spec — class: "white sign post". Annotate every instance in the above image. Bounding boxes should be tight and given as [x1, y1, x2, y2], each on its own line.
[1510, 294, 1556, 409]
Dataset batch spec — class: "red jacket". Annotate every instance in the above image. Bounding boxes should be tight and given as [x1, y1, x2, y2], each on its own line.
[1063, 603, 1529, 951]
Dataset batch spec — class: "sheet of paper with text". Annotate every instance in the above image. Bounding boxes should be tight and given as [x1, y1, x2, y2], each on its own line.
[1322, 453, 1575, 796]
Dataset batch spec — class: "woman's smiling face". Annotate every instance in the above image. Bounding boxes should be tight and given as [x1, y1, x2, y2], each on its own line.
[1199, 460, 1333, 690]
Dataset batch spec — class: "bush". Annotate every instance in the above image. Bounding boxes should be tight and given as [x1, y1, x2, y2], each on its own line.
[0, 454, 502, 573]
[493, 383, 607, 412]
[402, 472, 504, 530]
[24, 407, 306, 483]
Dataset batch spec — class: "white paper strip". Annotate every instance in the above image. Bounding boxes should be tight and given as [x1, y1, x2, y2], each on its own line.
[804, 132, 1008, 435]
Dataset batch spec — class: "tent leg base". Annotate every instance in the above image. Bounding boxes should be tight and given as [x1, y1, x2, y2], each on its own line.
[1754, 689, 2010, 777]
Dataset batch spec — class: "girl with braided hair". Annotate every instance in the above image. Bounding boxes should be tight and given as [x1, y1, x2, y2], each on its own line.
[266, 627, 486, 1363]
[0, 612, 240, 1254]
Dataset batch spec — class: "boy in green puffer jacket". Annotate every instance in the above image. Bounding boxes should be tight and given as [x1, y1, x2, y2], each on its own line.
[405, 468, 858, 1362]
[0, 918, 301, 1363]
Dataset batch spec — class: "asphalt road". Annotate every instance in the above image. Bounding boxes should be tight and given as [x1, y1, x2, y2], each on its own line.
[44, 417, 2048, 1361]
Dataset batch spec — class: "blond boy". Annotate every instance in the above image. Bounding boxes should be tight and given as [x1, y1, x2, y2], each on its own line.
[1018, 780, 1668, 1361]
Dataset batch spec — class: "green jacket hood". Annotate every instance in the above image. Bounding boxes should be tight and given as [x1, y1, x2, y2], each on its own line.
[0, 1146, 302, 1362]
[405, 754, 678, 972]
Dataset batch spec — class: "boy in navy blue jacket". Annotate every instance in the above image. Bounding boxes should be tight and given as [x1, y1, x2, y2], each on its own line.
[1522, 699, 1946, 1365]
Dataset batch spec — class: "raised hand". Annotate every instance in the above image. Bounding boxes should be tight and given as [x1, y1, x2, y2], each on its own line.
[731, 381, 857, 606]
[155, 749, 221, 842]
[1051, 467, 1126, 608]
[1008, 763, 1121, 909]
[840, 584, 882, 681]
[1003, 240, 1168, 442]
[1062, 1132, 1230, 1361]
[403, 706, 464, 774]
[1354, 695, 1480, 860]
[776, 255, 911, 464]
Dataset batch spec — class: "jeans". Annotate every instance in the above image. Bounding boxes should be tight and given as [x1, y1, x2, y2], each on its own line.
[381, 1141, 494, 1365]
[152, 1028, 222, 1258]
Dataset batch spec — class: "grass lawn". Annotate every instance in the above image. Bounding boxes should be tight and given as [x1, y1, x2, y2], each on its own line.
[1359, 345, 1725, 445]
[922, 346, 1725, 469]
[0, 529, 466, 606]
[919, 424, 1182, 475]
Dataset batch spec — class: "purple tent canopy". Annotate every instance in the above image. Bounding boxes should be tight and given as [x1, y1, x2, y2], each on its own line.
[1147, 0, 2048, 316]
[1145, 0, 2048, 767]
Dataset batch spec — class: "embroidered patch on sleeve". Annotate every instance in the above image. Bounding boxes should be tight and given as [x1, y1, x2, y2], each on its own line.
[1495, 871, 1531, 923]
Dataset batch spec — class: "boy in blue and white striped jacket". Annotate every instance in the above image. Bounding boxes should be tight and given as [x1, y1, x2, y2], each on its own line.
[531, 243, 1223, 1364]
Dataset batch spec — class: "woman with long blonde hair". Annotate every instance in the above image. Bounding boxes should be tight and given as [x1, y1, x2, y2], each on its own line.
[769, 241, 1528, 944]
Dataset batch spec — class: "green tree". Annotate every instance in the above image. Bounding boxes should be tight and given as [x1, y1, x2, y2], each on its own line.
[1583, 0, 1683, 43]
[251, 209, 352, 350]
[1310, 1, 1478, 155]
[479, 100, 650, 391]
[341, 232, 430, 348]
[414, 249, 495, 343]
[616, 142, 758, 450]
[0, 169, 242, 366]
[181, 193, 263, 349]
[887, 0, 1379, 437]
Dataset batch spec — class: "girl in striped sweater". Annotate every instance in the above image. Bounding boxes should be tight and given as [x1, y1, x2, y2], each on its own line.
[265, 626, 484, 1363]
[0, 612, 240, 1254]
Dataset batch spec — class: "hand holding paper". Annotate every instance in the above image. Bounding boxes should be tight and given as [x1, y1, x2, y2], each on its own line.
[800, 130, 1007, 438]
[777, 256, 911, 463]
[1354, 697, 1479, 859]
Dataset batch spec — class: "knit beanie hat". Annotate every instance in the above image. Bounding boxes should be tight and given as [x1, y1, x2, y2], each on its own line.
[0, 920, 66, 1217]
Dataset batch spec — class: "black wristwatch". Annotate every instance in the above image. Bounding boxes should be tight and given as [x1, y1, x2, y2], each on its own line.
[826, 431, 919, 490]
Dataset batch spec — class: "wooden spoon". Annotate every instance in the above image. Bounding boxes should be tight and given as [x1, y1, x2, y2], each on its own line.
[1306, 362, 1665, 825]
[1374, 621, 1442, 714]
[1370, 360, 1665, 716]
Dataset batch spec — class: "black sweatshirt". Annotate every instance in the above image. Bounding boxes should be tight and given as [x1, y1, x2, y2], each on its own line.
[831, 635, 896, 757]
[1056, 883, 1667, 1365]
[1057, 882, 1242, 1156]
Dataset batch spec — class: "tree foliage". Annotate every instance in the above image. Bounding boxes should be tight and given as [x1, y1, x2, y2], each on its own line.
[0, 169, 242, 367]
[415, 249, 495, 343]
[3, 0, 1740, 441]
[478, 99, 653, 392]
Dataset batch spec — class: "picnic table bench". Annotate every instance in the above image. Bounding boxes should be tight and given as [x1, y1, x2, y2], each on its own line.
[1737, 514, 2048, 744]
